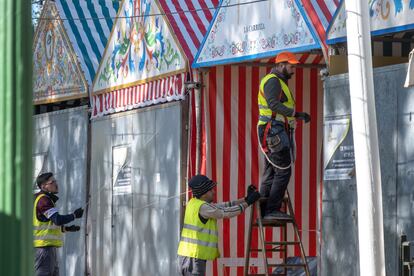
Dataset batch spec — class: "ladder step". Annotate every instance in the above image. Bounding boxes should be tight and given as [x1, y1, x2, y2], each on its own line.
[249, 248, 286, 252]
[247, 274, 289, 276]
[245, 193, 310, 275]
[254, 219, 294, 227]
[268, 263, 308, 268]
[265, 241, 300, 245]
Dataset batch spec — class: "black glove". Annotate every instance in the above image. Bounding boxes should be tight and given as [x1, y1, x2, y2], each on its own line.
[247, 184, 257, 196]
[245, 184, 257, 201]
[294, 112, 311, 123]
[73, 208, 84, 218]
[64, 225, 80, 232]
[245, 191, 261, 206]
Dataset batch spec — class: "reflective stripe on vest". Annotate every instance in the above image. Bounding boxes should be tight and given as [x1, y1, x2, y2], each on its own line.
[33, 194, 63, 248]
[177, 198, 220, 260]
[257, 73, 295, 126]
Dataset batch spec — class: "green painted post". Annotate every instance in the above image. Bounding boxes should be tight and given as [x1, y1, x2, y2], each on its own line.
[0, 0, 33, 275]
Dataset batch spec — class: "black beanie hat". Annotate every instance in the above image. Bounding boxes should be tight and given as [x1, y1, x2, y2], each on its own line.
[189, 175, 216, 198]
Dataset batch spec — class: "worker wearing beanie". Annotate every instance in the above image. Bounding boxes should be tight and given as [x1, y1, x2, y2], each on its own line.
[177, 174, 261, 275]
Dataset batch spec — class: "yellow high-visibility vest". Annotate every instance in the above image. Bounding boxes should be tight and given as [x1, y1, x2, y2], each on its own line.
[177, 198, 220, 260]
[33, 193, 63, 247]
[258, 73, 295, 126]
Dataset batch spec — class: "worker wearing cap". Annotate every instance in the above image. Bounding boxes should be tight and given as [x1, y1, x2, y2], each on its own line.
[33, 172, 84, 276]
[257, 51, 311, 220]
[177, 174, 261, 275]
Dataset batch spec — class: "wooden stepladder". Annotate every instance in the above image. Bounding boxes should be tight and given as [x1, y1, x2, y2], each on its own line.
[244, 192, 310, 276]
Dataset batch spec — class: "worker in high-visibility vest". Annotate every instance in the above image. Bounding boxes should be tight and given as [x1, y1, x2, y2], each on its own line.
[257, 52, 311, 220]
[33, 172, 84, 276]
[177, 175, 261, 275]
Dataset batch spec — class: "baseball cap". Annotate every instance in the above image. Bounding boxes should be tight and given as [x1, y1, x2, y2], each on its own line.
[275, 51, 299, 64]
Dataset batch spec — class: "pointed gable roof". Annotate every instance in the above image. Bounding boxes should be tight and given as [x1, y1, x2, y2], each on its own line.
[159, 0, 219, 63]
[92, 0, 187, 94]
[55, 0, 120, 85]
[33, 0, 88, 104]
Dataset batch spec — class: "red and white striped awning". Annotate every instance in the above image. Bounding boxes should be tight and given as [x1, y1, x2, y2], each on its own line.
[301, 0, 339, 51]
[159, 0, 218, 63]
[187, 53, 324, 275]
[91, 73, 186, 118]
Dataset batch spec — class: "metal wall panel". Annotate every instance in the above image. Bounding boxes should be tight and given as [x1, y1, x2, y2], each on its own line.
[33, 106, 88, 276]
[322, 76, 359, 276]
[396, 64, 414, 267]
[88, 102, 183, 276]
[322, 64, 410, 275]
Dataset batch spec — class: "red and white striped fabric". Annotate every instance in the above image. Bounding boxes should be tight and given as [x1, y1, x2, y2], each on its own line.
[91, 73, 186, 118]
[159, 0, 219, 63]
[194, 54, 324, 275]
[301, 0, 339, 51]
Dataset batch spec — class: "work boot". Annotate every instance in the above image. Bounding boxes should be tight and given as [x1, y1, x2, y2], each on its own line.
[263, 211, 291, 220]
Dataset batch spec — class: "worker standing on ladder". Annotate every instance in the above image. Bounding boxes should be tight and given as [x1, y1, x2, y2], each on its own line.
[177, 174, 261, 276]
[257, 52, 311, 220]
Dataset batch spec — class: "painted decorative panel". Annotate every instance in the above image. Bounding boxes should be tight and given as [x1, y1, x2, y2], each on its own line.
[33, 1, 87, 104]
[327, 0, 414, 43]
[93, 0, 186, 95]
[193, 0, 320, 68]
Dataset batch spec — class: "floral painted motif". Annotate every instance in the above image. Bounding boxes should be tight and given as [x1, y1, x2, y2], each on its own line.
[96, 0, 184, 91]
[369, 0, 414, 19]
[328, 0, 414, 42]
[33, 2, 87, 104]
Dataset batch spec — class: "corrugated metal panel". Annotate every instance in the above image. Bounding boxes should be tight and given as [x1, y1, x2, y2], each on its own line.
[33, 106, 89, 276]
[88, 102, 184, 276]
[322, 63, 414, 276]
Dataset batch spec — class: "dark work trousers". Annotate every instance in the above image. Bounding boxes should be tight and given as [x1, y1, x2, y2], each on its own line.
[34, 247, 59, 276]
[177, 255, 207, 276]
[258, 121, 292, 216]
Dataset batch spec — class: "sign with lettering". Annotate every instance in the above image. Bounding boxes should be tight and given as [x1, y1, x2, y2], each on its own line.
[323, 117, 356, 181]
[112, 145, 132, 195]
[193, 0, 320, 68]
[327, 0, 414, 44]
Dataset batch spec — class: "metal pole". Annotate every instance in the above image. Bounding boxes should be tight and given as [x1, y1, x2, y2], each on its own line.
[344, 0, 386, 275]
[194, 71, 202, 174]
[0, 0, 33, 275]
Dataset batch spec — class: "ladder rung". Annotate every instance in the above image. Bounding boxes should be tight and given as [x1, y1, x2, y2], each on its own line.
[255, 218, 294, 225]
[245, 193, 310, 275]
[253, 221, 292, 227]
[249, 248, 286, 252]
[268, 263, 308, 268]
[265, 241, 300, 245]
